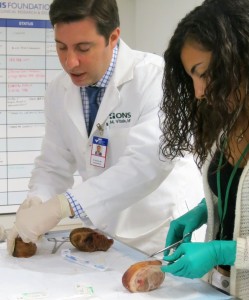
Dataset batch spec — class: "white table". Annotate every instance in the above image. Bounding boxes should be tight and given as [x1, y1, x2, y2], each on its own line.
[0, 230, 236, 300]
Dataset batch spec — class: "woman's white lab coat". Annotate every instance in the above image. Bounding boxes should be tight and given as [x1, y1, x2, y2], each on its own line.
[28, 40, 204, 253]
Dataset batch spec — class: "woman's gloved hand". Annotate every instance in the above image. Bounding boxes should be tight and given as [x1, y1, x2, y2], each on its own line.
[164, 198, 207, 255]
[161, 240, 236, 278]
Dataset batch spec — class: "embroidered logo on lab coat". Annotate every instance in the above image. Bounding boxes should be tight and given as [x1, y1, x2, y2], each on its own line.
[108, 112, 131, 128]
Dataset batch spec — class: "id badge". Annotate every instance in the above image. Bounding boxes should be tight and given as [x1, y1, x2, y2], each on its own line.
[90, 136, 108, 168]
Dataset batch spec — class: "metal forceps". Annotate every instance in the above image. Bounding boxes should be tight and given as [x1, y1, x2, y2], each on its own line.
[46, 235, 70, 254]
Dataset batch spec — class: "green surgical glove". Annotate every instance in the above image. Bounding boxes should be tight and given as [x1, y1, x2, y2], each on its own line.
[161, 240, 236, 279]
[164, 198, 207, 255]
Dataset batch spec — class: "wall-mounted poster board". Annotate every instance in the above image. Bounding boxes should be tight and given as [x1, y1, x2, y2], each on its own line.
[0, 0, 63, 213]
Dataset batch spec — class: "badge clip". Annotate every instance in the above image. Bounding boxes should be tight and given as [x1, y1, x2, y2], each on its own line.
[96, 123, 104, 136]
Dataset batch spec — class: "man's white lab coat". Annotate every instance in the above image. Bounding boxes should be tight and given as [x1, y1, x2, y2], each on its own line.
[28, 40, 204, 253]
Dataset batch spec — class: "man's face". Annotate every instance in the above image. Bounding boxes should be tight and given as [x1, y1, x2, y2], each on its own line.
[54, 18, 120, 87]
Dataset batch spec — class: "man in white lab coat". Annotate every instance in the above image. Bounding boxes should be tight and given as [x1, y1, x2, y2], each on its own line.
[7, 0, 204, 255]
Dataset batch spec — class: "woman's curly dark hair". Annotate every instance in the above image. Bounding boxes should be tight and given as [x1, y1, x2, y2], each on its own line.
[160, 0, 249, 169]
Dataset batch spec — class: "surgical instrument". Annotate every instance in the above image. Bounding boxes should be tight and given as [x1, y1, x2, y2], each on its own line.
[148, 232, 191, 257]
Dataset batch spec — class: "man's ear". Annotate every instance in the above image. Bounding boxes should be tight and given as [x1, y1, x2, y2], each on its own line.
[109, 27, 120, 49]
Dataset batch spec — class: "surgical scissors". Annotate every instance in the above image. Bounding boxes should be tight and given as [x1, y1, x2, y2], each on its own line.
[148, 232, 191, 257]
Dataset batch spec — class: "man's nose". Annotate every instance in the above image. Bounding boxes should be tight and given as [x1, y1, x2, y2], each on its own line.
[65, 51, 80, 69]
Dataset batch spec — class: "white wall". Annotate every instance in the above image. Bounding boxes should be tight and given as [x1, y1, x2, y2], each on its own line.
[117, 0, 203, 55]
[116, 0, 136, 48]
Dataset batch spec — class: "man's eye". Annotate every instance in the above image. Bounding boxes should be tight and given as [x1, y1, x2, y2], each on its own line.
[56, 44, 67, 51]
[78, 47, 90, 52]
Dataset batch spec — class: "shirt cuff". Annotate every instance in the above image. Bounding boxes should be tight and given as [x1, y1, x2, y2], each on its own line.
[64, 191, 87, 219]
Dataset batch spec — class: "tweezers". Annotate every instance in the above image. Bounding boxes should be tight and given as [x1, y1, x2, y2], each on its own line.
[148, 232, 191, 257]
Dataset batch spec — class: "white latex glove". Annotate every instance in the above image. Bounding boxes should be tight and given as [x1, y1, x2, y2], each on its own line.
[0, 225, 6, 242]
[17, 196, 42, 211]
[7, 195, 72, 254]
[7, 196, 42, 255]
[15, 194, 72, 243]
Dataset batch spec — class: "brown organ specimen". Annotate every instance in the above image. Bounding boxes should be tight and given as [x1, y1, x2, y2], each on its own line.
[69, 227, 114, 252]
[13, 237, 37, 258]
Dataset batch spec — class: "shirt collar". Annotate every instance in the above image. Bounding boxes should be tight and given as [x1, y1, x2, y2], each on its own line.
[91, 42, 119, 88]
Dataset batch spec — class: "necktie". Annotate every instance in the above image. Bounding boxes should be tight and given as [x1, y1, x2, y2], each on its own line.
[85, 86, 101, 135]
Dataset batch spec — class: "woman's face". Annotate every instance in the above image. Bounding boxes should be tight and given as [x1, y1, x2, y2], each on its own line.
[181, 40, 247, 112]
[180, 41, 212, 100]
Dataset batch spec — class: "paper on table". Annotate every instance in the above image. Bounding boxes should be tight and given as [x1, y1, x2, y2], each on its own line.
[0, 235, 235, 300]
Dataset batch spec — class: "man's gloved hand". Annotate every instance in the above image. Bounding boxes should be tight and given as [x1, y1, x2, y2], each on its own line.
[17, 196, 43, 211]
[7, 194, 72, 254]
[165, 198, 207, 255]
[7, 196, 42, 255]
[161, 240, 236, 278]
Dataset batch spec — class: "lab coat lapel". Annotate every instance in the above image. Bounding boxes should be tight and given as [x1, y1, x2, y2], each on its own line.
[94, 40, 135, 126]
[64, 83, 88, 137]
[95, 84, 120, 126]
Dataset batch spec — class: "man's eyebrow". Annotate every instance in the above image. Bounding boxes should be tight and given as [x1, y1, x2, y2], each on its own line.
[55, 39, 65, 44]
[55, 39, 92, 46]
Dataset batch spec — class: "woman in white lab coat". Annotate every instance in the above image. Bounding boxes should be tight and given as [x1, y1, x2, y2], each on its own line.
[7, 0, 204, 255]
